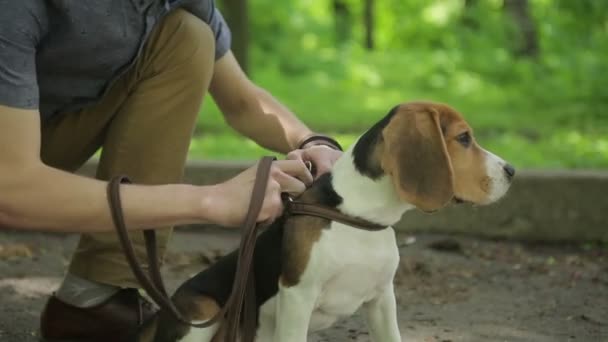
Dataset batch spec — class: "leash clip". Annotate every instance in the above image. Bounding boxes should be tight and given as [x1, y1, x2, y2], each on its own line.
[281, 193, 294, 215]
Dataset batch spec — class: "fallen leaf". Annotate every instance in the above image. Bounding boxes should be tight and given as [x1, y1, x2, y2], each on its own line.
[0, 244, 34, 260]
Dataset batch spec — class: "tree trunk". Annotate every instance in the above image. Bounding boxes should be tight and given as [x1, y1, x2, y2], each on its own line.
[462, 0, 479, 29]
[219, 0, 249, 74]
[363, 0, 374, 50]
[333, 0, 352, 45]
[504, 0, 539, 58]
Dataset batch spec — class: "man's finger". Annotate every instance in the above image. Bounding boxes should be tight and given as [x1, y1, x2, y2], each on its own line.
[272, 169, 307, 194]
[274, 160, 313, 185]
[286, 150, 303, 161]
[313, 161, 332, 178]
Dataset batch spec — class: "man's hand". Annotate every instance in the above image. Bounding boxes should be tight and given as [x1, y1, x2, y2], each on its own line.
[204, 160, 313, 227]
[286, 145, 343, 178]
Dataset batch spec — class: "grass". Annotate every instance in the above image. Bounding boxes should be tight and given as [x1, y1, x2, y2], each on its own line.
[189, 50, 608, 169]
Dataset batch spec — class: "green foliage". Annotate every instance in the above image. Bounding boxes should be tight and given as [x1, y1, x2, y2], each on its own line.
[200, 0, 608, 168]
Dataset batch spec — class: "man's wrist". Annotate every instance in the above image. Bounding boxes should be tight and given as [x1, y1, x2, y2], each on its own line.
[192, 184, 219, 225]
[297, 134, 343, 151]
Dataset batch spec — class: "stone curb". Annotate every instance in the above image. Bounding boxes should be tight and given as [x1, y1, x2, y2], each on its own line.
[79, 161, 608, 242]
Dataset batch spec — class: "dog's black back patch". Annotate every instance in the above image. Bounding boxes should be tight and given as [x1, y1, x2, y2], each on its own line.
[176, 216, 285, 309]
[352, 105, 400, 179]
[173, 172, 343, 325]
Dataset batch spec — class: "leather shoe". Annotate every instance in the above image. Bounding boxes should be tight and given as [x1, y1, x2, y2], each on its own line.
[40, 288, 156, 342]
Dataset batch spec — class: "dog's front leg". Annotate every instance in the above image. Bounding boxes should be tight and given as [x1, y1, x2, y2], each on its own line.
[364, 283, 402, 342]
[273, 282, 318, 342]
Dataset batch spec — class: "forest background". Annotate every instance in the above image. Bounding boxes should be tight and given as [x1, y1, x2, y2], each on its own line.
[189, 0, 607, 169]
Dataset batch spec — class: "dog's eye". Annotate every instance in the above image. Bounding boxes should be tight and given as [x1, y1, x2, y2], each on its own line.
[456, 132, 471, 147]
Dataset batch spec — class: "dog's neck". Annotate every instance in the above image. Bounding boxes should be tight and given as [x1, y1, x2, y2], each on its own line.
[329, 143, 414, 227]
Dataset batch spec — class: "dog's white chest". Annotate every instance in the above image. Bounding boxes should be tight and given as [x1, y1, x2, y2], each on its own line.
[258, 223, 400, 336]
[312, 224, 399, 320]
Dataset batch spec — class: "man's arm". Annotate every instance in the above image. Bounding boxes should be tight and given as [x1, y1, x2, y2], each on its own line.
[209, 52, 315, 153]
[0, 105, 311, 232]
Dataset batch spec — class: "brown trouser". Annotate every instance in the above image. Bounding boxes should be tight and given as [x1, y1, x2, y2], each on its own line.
[40, 9, 215, 288]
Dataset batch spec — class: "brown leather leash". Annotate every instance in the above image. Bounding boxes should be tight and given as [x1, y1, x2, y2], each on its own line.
[283, 196, 387, 230]
[107, 156, 276, 341]
[106, 156, 386, 342]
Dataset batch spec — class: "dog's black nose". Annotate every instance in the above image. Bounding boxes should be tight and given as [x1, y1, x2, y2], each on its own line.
[503, 164, 516, 179]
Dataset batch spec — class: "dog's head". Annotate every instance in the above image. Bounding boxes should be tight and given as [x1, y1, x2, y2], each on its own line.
[353, 101, 514, 212]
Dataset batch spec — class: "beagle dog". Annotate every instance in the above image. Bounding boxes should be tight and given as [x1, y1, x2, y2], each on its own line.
[139, 101, 515, 342]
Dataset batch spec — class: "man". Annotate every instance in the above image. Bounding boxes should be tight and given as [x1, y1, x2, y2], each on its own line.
[0, 1, 342, 340]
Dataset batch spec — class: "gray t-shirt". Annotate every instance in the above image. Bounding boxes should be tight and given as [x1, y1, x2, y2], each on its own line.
[0, 0, 231, 121]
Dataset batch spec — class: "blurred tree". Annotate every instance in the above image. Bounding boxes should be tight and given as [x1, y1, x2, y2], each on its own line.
[504, 0, 539, 58]
[462, 0, 479, 30]
[363, 0, 375, 50]
[219, 0, 250, 73]
[333, 0, 352, 45]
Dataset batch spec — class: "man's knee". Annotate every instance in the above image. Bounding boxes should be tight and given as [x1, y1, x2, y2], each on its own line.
[159, 9, 216, 75]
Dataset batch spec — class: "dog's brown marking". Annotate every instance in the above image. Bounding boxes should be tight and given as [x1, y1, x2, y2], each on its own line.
[144, 290, 222, 342]
[174, 292, 221, 322]
[378, 101, 496, 210]
[439, 105, 493, 204]
[138, 315, 159, 342]
[380, 103, 454, 212]
[280, 186, 333, 287]
[280, 215, 328, 287]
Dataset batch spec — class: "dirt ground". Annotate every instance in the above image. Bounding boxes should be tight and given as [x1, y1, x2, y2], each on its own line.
[0, 228, 606, 342]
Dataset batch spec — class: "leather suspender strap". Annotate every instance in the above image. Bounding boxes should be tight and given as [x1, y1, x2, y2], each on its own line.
[107, 156, 276, 342]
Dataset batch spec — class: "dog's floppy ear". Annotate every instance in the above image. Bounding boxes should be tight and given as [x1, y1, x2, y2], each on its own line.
[380, 105, 454, 212]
